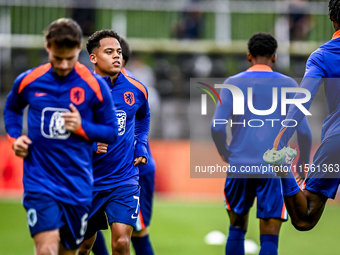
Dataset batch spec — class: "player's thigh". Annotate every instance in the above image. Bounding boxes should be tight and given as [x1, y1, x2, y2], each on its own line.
[224, 174, 256, 214]
[23, 192, 64, 237]
[33, 229, 60, 255]
[58, 203, 91, 250]
[224, 174, 256, 228]
[105, 184, 141, 229]
[23, 192, 90, 252]
[135, 171, 155, 232]
[84, 190, 111, 240]
[305, 135, 340, 199]
[256, 176, 288, 221]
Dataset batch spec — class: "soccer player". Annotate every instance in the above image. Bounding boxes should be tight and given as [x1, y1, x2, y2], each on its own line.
[120, 37, 155, 255]
[211, 33, 312, 255]
[78, 30, 150, 255]
[3, 18, 118, 255]
[271, 0, 340, 231]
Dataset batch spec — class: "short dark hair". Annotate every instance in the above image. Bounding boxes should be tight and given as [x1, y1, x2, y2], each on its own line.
[45, 18, 82, 48]
[248, 32, 277, 58]
[120, 37, 131, 64]
[329, 0, 340, 23]
[86, 29, 122, 54]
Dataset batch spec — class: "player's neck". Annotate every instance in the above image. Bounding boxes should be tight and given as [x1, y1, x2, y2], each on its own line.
[251, 58, 274, 68]
[95, 68, 119, 85]
[333, 21, 340, 32]
[110, 72, 119, 85]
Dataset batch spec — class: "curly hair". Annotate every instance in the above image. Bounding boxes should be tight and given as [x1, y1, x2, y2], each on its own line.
[86, 29, 122, 54]
[329, 0, 340, 23]
[248, 32, 278, 58]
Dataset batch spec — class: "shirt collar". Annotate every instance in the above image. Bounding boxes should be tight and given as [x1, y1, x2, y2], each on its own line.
[332, 30, 340, 40]
[247, 64, 273, 72]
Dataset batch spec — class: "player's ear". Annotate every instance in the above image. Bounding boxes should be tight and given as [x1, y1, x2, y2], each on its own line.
[247, 53, 252, 63]
[89, 53, 97, 64]
[45, 42, 50, 53]
[272, 54, 276, 64]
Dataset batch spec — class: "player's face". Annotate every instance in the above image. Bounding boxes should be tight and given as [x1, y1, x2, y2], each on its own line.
[91, 37, 122, 76]
[46, 42, 81, 77]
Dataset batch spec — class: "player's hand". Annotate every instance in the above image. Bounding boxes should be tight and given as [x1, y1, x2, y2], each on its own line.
[61, 104, 82, 132]
[97, 142, 108, 153]
[134, 156, 147, 166]
[13, 135, 32, 158]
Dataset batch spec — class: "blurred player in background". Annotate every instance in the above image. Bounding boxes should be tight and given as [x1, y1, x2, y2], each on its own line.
[120, 37, 155, 255]
[79, 29, 150, 255]
[3, 18, 118, 255]
[272, 0, 340, 231]
[211, 33, 312, 255]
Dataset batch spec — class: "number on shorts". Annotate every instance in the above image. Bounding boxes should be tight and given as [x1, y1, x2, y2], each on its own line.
[80, 213, 88, 236]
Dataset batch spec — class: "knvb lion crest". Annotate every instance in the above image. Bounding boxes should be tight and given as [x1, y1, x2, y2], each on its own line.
[70, 87, 85, 105]
[124, 91, 135, 106]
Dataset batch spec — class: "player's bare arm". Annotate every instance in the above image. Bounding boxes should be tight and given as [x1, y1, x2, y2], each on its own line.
[61, 104, 81, 132]
[12, 135, 32, 158]
[283, 189, 327, 231]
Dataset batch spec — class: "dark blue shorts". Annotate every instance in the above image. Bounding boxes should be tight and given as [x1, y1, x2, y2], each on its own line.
[304, 134, 340, 199]
[224, 173, 287, 220]
[85, 184, 140, 238]
[135, 171, 155, 231]
[22, 192, 90, 250]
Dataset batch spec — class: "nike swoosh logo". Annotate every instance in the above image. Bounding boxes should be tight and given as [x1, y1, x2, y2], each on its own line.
[75, 237, 84, 245]
[131, 215, 137, 219]
[35, 92, 47, 97]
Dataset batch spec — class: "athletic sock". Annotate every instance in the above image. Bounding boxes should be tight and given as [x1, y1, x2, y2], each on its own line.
[131, 235, 154, 255]
[225, 226, 246, 255]
[259, 234, 279, 255]
[92, 231, 109, 255]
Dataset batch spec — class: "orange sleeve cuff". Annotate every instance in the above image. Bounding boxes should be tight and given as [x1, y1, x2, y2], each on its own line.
[6, 134, 17, 149]
[74, 125, 90, 140]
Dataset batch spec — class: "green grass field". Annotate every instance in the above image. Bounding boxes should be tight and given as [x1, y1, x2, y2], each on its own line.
[0, 197, 339, 255]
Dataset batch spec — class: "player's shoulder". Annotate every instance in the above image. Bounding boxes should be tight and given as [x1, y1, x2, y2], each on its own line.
[14, 63, 52, 92]
[309, 47, 324, 60]
[222, 71, 247, 85]
[121, 68, 136, 79]
[121, 72, 148, 100]
[74, 62, 108, 102]
[272, 72, 298, 87]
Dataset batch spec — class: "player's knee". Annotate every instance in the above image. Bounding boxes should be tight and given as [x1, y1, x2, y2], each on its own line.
[78, 245, 91, 255]
[111, 236, 130, 253]
[35, 243, 58, 255]
[292, 219, 315, 231]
